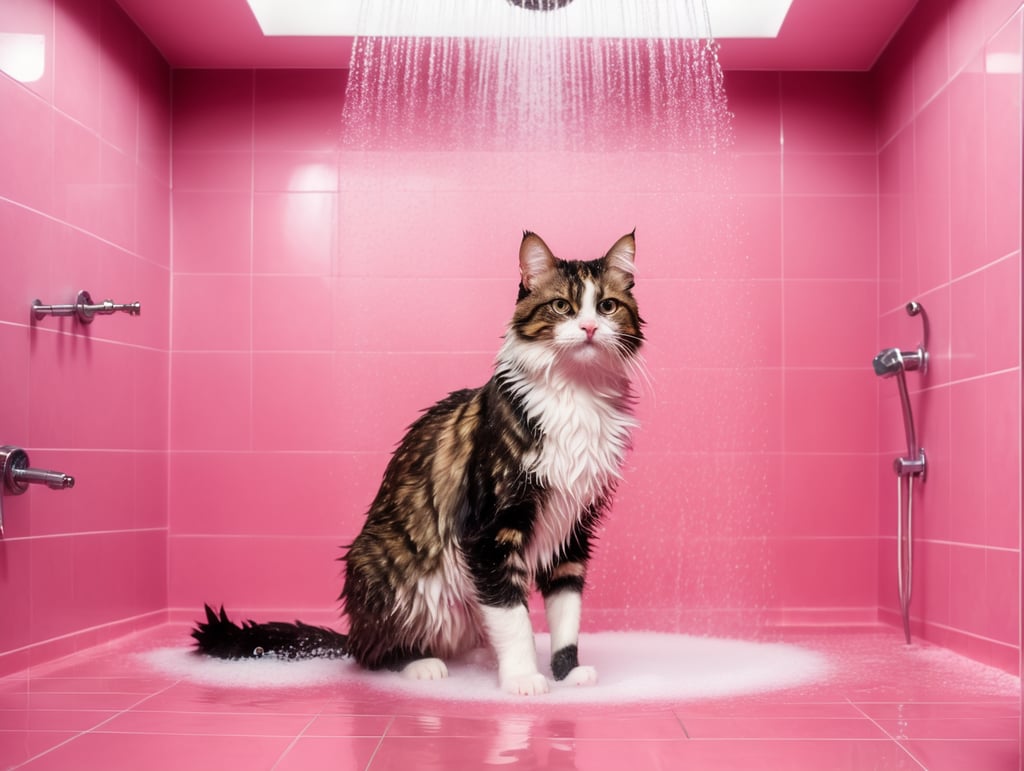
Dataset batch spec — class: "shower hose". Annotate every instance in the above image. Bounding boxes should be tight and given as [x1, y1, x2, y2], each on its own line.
[896, 473, 915, 644]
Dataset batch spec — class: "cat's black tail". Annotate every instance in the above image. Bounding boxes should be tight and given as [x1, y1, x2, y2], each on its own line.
[191, 604, 349, 660]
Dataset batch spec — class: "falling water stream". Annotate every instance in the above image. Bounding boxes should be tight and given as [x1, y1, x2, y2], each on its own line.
[336, 0, 768, 637]
[341, 0, 733, 152]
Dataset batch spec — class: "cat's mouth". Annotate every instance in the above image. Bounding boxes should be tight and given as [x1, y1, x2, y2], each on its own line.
[565, 335, 608, 361]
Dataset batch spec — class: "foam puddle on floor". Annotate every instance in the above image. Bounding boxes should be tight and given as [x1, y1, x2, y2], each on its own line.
[140, 632, 829, 704]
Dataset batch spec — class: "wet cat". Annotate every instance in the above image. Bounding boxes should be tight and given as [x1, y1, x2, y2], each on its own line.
[192, 231, 644, 695]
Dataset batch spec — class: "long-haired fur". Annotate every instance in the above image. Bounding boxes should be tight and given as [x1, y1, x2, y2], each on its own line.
[193, 230, 644, 694]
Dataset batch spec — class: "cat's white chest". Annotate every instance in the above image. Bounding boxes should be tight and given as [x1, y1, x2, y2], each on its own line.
[524, 380, 635, 569]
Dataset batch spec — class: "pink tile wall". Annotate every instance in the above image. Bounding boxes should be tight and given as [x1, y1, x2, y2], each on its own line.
[0, 0, 170, 675]
[0, 0, 1016, 689]
[875, 0, 1022, 672]
[168, 70, 353, 614]
[6, 0, 1018, 682]
[168, 66, 884, 636]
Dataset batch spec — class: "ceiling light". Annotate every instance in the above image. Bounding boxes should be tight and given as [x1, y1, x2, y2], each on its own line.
[0, 33, 45, 83]
[246, 0, 794, 39]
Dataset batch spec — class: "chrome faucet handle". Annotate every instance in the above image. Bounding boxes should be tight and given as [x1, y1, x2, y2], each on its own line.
[0, 446, 75, 537]
[32, 290, 141, 325]
[73, 291, 141, 324]
[11, 466, 75, 491]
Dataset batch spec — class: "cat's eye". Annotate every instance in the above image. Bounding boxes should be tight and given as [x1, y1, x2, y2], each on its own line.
[598, 298, 619, 315]
[550, 298, 572, 315]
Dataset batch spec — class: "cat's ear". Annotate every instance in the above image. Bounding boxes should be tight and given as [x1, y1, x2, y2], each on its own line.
[519, 231, 557, 292]
[605, 230, 637, 279]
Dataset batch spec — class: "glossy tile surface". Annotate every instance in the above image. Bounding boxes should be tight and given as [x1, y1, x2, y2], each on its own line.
[0, 626, 1018, 770]
[873, 0, 1023, 670]
[157, 0, 1023, 675]
[1, 0, 1021, 736]
[163, 60, 893, 641]
[0, 0, 171, 676]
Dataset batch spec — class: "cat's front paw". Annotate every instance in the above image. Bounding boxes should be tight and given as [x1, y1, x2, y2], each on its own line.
[563, 665, 598, 686]
[402, 658, 449, 681]
[502, 672, 550, 696]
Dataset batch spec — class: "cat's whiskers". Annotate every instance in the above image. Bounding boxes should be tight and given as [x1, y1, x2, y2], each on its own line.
[606, 334, 655, 405]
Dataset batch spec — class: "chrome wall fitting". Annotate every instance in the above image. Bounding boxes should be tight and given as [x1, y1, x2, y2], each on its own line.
[0, 446, 75, 536]
[32, 290, 141, 325]
[872, 300, 929, 644]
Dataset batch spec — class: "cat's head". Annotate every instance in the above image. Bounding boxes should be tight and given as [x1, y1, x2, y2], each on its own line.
[506, 231, 644, 374]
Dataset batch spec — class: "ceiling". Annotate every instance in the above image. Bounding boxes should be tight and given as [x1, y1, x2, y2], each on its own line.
[114, 0, 918, 71]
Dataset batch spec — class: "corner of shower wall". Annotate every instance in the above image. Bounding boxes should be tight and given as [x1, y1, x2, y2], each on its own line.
[0, 0, 173, 678]
[872, 0, 1023, 675]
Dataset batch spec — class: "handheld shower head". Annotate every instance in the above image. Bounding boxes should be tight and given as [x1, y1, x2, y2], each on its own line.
[873, 346, 927, 378]
[873, 348, 903, 378]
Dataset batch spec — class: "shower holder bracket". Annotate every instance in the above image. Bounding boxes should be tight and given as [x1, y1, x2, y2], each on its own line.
[894, 449, 926, 480]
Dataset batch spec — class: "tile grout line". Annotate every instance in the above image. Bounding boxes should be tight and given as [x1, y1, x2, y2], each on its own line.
[12, 679, 184, 769]
[846, 698, 928, 770]
[269, 713, 321, 771]
[362, 716, 396, 771]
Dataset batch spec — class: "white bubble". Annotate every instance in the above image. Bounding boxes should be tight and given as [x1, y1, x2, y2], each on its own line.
[141, 632, 827, 705]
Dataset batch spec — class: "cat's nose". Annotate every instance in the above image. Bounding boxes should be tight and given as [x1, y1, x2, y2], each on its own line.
[580, 321, 597, 341]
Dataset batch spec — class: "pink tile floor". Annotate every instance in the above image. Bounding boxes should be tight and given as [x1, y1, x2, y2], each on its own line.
[0, 624, 1019, 770]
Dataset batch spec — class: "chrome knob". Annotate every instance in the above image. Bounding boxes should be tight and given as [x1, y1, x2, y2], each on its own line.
[0, 445, 76, 536]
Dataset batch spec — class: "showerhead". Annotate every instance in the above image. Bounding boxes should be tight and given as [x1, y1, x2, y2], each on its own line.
[873, 346, 927, 378]
[506, 0, 576, 10]
[873, 348, 903, 378]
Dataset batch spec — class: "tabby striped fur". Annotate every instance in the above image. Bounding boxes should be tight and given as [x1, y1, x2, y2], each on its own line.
[193, 231, 644, 695]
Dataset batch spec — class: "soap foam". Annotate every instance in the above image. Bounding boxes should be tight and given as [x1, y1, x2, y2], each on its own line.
[141, 632, 829, 704]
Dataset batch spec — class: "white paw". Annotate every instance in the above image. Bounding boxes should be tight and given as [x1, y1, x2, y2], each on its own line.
[402, 658, 448, 681]
[564, 665, 598, 686]
[502, 672, 550, 696]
